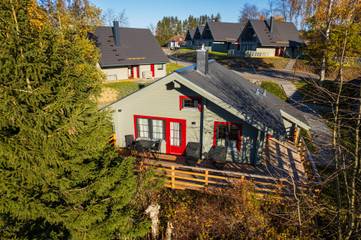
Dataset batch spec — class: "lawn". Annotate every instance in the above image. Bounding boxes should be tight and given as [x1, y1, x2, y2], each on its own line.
[260, 81, 288, 101]
[104, 81, 142, 98]
[172, 48, 291, 70]
[98, 81, 145, 106]
[166, 62, 185, 74]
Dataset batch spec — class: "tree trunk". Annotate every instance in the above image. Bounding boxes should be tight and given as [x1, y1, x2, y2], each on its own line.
[320, 0, 334, 81]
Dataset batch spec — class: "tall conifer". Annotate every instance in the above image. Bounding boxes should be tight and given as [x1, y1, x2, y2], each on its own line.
[0, 1, 156, 239]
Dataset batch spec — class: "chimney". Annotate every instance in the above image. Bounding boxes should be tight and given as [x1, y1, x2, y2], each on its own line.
[113, 21, 120, 46]
[196, 44, 208, 74]
[269, 16, 274, 33]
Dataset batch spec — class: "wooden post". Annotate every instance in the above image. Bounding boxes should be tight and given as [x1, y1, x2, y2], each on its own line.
[171, 166, 175, 189]
[294, 127, 300, 145]
[205, 170, 209, 186]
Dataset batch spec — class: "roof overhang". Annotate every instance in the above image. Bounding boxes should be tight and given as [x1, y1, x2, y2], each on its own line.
[280, 110, 311, 131]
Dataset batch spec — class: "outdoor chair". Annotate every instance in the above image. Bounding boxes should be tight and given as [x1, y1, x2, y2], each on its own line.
[185, 142, 201, 166]
[207, 146, 227, 169]
[125, 134, 135, 149]
[151, 139, 162, 152]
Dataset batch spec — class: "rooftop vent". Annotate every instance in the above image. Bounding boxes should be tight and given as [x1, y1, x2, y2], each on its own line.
[256, 88, 266, 96]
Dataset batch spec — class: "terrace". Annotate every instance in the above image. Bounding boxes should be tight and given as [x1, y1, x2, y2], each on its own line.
[119, 137, 320, 196]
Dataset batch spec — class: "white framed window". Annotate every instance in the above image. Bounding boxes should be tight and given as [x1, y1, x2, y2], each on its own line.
[170, 122, 181, 146]
[152, 119, 164, 140]
[136, 117, 165, 140]
[137, 118, 149, 138]
[157, 64, 164, 70]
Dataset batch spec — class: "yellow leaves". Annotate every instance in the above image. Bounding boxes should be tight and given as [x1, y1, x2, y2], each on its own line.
[27, 0, 48, 30]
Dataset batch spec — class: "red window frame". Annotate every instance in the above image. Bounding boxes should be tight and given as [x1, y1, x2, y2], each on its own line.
[150, 64, 155, 77]
[133, 115, 186, 155]
[136, 66, 140, 78]
[179, 95, 202, 112]
[213, 121, 242, 151]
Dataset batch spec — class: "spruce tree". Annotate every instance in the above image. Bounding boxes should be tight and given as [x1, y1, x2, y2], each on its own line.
[0, 1, 157, 239]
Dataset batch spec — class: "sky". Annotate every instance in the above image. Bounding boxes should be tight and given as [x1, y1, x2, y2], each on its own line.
[92, 0, 270, 28]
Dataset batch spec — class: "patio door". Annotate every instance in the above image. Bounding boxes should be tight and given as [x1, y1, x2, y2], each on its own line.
[213, 122, 242, 161]
[166, 119, 186, 155]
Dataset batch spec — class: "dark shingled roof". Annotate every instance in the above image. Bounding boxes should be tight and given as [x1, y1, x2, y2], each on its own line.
[206, 22, 245, 42]
[248, 20, 303, 47]
[176, 61, 308, 135]
[185, 29, 196, 41]
[93, 26, 168, 67]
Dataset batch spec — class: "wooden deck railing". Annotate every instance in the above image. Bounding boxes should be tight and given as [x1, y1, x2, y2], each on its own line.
[143, 160, 292, 195]
[298, 137, 321, 184]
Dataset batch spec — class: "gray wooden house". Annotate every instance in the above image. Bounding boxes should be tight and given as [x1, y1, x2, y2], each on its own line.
[107, 47, 310, 165]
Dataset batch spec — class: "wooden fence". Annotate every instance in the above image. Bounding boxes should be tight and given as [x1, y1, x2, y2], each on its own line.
[143, 160, 291, 195]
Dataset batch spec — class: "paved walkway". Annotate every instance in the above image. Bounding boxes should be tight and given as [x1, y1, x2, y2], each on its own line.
[285, 59, 297, 71]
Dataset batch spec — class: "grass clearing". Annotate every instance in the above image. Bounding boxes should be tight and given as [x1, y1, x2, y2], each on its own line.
[167, 62, 185, 74]
[104, 81, 142, 99]
[260, 81, 288, 101]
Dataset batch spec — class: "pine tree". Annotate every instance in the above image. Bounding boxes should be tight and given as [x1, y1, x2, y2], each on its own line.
[0, 1, 158, 239]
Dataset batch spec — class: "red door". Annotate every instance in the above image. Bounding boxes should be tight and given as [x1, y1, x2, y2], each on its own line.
[136, 66, 140, 78]
[166, 119, 186, 155]
[150, 64, 155, 77]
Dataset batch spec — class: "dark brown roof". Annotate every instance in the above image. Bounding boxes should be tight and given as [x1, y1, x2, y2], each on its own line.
[248, 20, 303, 47]
[206, 22, 245, 42]
[93, 26, 168, 67]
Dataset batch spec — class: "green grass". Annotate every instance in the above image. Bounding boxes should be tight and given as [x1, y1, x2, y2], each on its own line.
[209, 51, 228, 56]
[260, 81, 288, 101]
[103, 81, 142, 99]
[166, 62, 185, 74]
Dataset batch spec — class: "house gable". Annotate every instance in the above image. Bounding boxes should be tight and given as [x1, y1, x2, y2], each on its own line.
[201, 23, 214, 41]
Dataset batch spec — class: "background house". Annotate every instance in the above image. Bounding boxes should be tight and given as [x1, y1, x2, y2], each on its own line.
[192, 26, 204, 48]
[201, 21, 245, 52]
[237, 17, 304, 58]
[185, 29, 195, 47]
[92, 21, 169, 81]
[168, 35, 184, 49]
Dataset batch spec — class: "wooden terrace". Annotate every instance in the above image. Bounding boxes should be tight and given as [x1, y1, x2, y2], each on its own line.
[120, 138, 320, 196]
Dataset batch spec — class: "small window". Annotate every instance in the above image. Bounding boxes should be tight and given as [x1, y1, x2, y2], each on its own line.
[183, 98, 198, 108]
[180, 96, 202, 111]
[157, 64, 164, 70]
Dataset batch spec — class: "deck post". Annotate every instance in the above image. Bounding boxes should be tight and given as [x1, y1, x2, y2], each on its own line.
[205, 170, 209, 186]
[171, 166, 176, 189]
[294, 126, 300, 145]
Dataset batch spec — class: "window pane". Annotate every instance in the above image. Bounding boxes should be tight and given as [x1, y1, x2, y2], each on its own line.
[152, 119, 164, 140]
[170, 122, 181, 146]
[137, 118, 149, 138]
[183, 99, 196, 108]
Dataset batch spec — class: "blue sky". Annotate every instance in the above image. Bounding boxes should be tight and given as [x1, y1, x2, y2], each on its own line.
[92, 0, 270, 28]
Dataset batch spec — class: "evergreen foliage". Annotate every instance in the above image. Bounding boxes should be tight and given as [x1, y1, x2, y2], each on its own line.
[0, 1, 158, 239]
[155, 14, 221, 46]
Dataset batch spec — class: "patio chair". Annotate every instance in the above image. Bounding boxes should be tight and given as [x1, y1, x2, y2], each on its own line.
[185, 142, 201, 166]
[151, 139, 162, 153]
[125, 134, 135, 149]
[207, 146, 227, 169]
